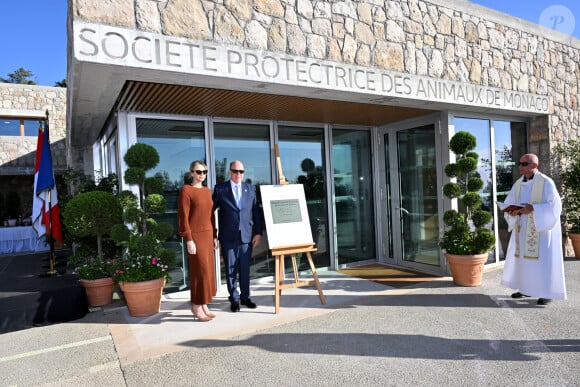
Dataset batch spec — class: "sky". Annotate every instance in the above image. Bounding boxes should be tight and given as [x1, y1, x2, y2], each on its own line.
[0, 1, 67, 86]
[0, 1, 579, 87]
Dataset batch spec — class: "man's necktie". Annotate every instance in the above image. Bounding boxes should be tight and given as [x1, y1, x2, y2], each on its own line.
[234, 185, 241, 209]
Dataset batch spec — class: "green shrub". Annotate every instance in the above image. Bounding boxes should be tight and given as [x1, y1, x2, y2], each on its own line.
[440, 131, 496, 255]
[110, 143, 176, 281]
[555, 140, 580, 233]
[63, 190, 123, 280]
[62, 191, 123, 258]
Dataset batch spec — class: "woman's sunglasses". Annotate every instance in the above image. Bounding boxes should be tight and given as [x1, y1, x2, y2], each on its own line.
[192, 170, 208, 175]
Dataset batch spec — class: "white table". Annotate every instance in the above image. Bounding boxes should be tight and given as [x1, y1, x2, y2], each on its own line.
[0, 226, 50, 254]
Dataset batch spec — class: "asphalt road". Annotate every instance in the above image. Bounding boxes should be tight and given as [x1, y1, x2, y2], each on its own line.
[1, 258, 579, 386]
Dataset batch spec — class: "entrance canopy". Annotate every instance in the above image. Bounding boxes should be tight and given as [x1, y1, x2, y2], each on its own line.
[68, 60, 436, 147]
[68, 21, 549, 147]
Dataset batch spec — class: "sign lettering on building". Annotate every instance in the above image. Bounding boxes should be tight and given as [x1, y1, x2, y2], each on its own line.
[74, 22, 550, 114]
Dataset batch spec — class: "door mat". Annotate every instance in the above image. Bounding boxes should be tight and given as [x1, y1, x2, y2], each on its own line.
[337, 263, 440, 288]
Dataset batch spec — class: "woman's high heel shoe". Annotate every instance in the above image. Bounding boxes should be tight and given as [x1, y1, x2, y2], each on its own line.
[192, 306, 211, 322]
[193, 313, 212, 322]
[200, 304, 216, 318]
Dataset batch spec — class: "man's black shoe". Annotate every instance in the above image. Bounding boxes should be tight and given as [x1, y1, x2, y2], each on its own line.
[241, 299, 257, 309]
[230, 301, 240, 312]
[537, 298, 552, 305]
[511, 292, 529, 299]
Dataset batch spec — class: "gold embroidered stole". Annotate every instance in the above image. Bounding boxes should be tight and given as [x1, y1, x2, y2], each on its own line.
[514, 174, 545, 259]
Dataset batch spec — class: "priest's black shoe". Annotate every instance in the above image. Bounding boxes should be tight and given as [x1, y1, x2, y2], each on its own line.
[241, 299, 257, 309]
[511, 292, 529, 299]
[230, 301, 240, 312]
[537, 298, 552, 305]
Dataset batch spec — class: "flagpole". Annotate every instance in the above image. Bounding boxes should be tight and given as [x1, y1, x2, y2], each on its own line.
[45, 110, 57, 276]
[47, 189, 57, 275]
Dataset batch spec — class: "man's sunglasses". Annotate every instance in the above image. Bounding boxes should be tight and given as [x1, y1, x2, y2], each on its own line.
[230, 169, 245, 174]
[518, 162, 532, 166]
[192, 170, 208, 175]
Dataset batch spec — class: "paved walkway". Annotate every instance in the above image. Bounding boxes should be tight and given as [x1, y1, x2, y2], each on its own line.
[1, 259, 579, 386]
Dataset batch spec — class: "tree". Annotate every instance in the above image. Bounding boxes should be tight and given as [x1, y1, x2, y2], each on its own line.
[0, 67, 36, 84]
[62, 191, 123, 259]
[54, 79, 67, 87]
[440, 131, 496, 255]
[110, 143, 175, 266]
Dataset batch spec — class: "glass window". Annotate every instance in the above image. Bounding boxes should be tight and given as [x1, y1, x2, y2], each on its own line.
[136, 118, 206, 292]
[493, 120, 527, 260]
[213, 123, 271, 186]
[493, 121, 527, 201]
[137, 118, 206, 189]
[105, 136, 117, 176]
[453, 117, 527, 263]
[213, 122, 272, 280]
[454, 118, 493, 211]
[454, 118, 495, 263]
[332, 129, 376, 265]
[0, 118, 41, 136]
[278, 125, 330, 269]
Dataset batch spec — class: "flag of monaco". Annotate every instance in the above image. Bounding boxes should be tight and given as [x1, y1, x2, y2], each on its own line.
[32, 121, 62, 243]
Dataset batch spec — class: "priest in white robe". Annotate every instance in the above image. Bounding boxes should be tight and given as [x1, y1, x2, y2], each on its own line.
[501, 153, 567, 305]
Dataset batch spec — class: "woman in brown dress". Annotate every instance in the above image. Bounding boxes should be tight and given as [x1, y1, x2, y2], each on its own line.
[178, 160, 218, 322]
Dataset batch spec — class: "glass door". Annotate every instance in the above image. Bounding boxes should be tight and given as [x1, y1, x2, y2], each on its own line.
[135, 117, 207, 292]
[212, 122, 272, 280]
[379, 123, 443, 272]
[332, 129, 376, 266]
[278, 125, 330, 270]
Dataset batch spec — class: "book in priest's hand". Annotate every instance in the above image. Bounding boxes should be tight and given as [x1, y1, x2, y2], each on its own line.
[496, 201, 524, 212]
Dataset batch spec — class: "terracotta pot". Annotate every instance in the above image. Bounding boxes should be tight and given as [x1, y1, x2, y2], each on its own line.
[119, 277, 166, 317]
[80, 277, 115, 307]
[569, 233, 580, 258]
[445, 253, 488, 287]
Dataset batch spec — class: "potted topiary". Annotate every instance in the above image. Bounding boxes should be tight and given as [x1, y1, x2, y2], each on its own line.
[555, 140, 580, 258]
[439, 131, 496, 286]
[62, 190, 123, 306]
[110, 143, 176, 317]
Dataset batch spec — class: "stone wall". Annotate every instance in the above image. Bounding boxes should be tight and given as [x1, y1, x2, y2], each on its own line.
[70, 0, 580, 255]
[71, 0, 579, 164]
[0, 84, 67, 175]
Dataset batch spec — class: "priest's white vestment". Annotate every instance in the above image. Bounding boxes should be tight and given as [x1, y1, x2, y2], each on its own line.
[501, 172, 567, 300]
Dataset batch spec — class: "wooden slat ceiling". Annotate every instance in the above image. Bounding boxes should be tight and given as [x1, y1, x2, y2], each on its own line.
[116, 81, 433, 126]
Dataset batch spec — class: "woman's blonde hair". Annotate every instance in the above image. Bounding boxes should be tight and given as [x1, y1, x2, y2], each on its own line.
[190, 160, 207, 171]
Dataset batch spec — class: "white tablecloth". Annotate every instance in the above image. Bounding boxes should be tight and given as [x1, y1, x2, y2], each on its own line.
[0, 226, 50, 254]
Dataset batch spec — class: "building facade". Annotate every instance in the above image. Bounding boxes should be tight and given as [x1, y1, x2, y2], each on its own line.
[0, 84, 67, 223]
[67, 0, 579, 286]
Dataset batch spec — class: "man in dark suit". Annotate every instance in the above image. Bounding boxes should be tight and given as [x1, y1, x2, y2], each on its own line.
[213, 160, 263, 312]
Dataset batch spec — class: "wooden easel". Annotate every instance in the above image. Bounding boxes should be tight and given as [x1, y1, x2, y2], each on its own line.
[272, 243, 326, 314]
[274, 144, 288, 185]
[270, 144, 325, 313]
